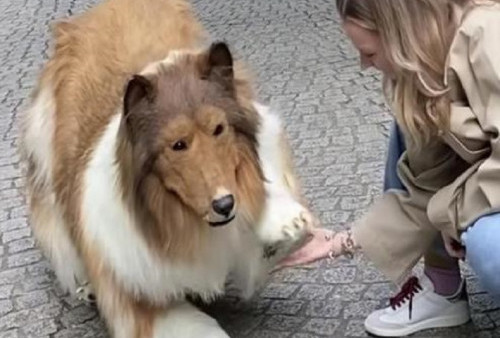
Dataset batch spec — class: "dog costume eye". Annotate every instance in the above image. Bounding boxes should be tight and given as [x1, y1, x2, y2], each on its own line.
[172, 140, 187, 151]
[213, 124, 224, 136]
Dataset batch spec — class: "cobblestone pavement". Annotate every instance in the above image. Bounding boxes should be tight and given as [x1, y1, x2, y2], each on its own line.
[1, 0, 499, 337]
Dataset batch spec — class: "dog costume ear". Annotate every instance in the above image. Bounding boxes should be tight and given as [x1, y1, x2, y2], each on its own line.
[123, 75, 157, 143]
[201, 42, 234, 91]
[124, 75, 155, 117]
[207, 42, 233, 79]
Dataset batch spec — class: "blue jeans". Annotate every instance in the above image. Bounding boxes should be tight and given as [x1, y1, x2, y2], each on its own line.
[384, 121, 500, 305]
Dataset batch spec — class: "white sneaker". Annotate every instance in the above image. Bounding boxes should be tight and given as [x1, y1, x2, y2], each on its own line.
[364, 274, 470, 337]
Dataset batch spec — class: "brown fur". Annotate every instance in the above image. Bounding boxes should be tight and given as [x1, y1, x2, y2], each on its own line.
[47, 0, 204, 237]
[116, 47, 265, 260]
[24, 0, 271, 336]
[82, 245, 160, 338]
[36, 0, 266, 256]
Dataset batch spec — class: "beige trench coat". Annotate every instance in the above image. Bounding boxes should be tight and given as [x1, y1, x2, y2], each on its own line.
[352, 3, 500, 284]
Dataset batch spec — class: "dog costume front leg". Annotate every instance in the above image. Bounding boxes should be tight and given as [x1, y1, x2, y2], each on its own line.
[150, 302, 229, 338]
[87, 266, 228, 338]
[253, 102, 316, 262]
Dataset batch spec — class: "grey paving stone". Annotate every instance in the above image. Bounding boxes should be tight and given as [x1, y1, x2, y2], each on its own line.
[262, 315, 306, 331]
[301, 318, 340, 336]
[2, 228, 31, 244]
[20, 319, 58, 337]
[13, 290, 48, 310]
[267, 300, 305, 316]
[322, 266, 357, 284]
[295, 284, 334, 301]
[345, 319, 370, 337]
[260, 283, 300, 299]
[7, 237, 35, 254]
[7, 250, 42, 268]
[0, 330, 20, 338]
[305, 299, 343, 318]
[0, 285, 13, 300]
[60, 306, 99, 328]
[0, 218, 27, 233]
[248, 330, 290, 338]
[331, 283, 368, 302]
[0, 300, 13, 317]
[343, 300, 381, 320]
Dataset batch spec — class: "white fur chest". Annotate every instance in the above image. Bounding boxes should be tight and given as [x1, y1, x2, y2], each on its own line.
[81, 114, 253, 303]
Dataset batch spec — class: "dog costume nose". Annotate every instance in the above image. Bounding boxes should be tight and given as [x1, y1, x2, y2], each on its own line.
[212, 194, 234, 217]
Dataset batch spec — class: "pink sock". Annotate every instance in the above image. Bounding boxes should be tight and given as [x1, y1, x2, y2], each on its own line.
[424, 266, 462, 297]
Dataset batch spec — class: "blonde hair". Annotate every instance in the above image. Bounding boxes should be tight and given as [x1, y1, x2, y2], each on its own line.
[336, 0, 497, 147]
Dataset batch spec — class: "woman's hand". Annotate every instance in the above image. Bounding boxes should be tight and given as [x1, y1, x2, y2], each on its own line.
[273, 228, 336, 271]
[441, 231, 466, 259]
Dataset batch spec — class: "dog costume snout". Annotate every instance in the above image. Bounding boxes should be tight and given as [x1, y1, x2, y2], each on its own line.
[212, 194, 235, 217]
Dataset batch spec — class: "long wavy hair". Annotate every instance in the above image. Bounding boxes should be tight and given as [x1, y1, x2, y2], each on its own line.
[336, 0, 498, 147]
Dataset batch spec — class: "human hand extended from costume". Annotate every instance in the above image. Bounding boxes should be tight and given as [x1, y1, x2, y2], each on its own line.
[274, 228, 359, 271]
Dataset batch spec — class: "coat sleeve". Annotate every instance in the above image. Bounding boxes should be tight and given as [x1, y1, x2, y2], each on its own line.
[428, 9, 500, 233]
[352, 189, 438, 285]
[351, 135, 462, 284]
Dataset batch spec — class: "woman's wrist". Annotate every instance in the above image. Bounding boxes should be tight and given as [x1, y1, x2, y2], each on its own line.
[326, 229, 360, 259]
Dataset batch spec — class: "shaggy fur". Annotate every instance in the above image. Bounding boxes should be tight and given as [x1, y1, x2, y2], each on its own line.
[20, 0, 316, 337]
